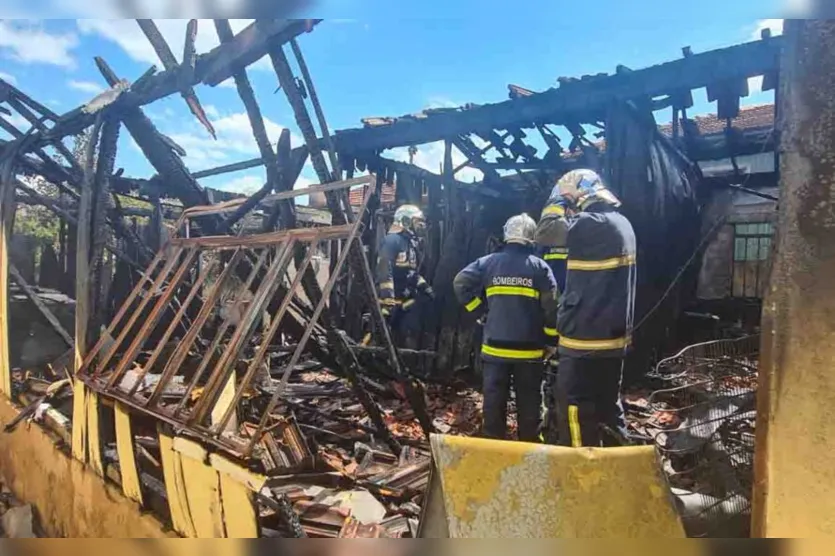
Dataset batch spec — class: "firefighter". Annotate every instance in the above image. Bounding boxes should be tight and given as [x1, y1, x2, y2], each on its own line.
[453, 213, 558, 442]
[553, 169, 636, 447]
[535, 194, 573, 294]
[376, 204, 434, 349]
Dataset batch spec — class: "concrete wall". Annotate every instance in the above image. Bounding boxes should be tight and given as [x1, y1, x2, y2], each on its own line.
[753, 19, 835, 537]
[697, 187, 778, 300]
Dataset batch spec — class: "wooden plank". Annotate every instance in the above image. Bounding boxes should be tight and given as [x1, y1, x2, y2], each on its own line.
[71, 380, 88, 462]
[115, 402, 144, 505]
[219, 474, 259, 538]
[86, 388, 104, 476]
[159, 430, 197, 537]
[8, 262, 73, 347]
[74, 119, 102, 373]
[331, 37, 783, 155]
[177, 438, 225, 538]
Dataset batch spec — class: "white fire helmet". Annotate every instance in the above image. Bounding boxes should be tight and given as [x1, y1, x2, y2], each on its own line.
[503, 213, 537, 245]
[554, 169, 621, 210]
[390, 204, 426, 234]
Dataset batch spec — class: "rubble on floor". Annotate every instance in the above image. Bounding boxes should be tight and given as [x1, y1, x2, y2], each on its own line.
[241, 367, 483, 538]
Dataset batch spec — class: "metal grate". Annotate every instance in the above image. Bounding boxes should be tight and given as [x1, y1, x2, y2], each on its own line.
[648, 335, 759, 538]
[76, 178, 374, 459]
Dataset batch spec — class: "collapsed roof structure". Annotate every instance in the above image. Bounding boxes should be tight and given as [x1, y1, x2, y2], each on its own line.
[0, 19, 781, 537]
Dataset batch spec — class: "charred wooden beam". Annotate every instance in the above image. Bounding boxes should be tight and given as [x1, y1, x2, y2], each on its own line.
[452, 135, 501, 184]
[290, 38, 341, 177]
[191, 145, 309, 179]
[332, 37, 783, 154]
[137, 19, 216, 138]
[8, 262, 74, 347]
[202, 19, 322, 87]
[16, 20, 320, 157]
[215, 19, 295, 230]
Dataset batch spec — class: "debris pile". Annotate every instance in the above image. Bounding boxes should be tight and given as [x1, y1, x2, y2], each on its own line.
[241, 367, 483, 537]
[623, 335, 759, 538]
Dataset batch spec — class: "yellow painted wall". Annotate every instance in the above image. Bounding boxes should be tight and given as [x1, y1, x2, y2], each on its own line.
[0, 398, 172, 538]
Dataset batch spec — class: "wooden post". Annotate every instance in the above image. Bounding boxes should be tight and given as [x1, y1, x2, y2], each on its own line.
[0, 162, 15, 396]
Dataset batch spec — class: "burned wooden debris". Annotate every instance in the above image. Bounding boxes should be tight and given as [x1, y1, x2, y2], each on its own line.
[0, 17, 782, 538]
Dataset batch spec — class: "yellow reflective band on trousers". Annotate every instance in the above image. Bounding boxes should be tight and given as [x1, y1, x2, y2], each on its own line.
[482, 344, 544, 360]
[567, 254, 636, 271]
[379, 281, 394, 290]
[485, 285, 540, 299]
[425, 434, 686, 538]
[568, 404, 582, 447]
[544, 252, 568, 261]
[559, 335, 631, 351]
[465, 297, 482, 312]
[544, 327, 558, 337]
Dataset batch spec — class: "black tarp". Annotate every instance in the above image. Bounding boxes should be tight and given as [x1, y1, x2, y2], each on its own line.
[605, 101, 702, 382]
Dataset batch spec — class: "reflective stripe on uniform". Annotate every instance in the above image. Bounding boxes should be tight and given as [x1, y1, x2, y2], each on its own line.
[402, 299, 416, 309]
[379, 281, 395, 290]
[482, 344, 544, 360]
[417, 276, 427, 286]
[559, 335, 630, 351]
[568, 405, 582, 447]
[541, 204, 566, 217]
[544, 252, 568, 261]
[465, 297, 483, 312]
[544, 327, 558, 338]
[395, 262, 414, 268]
[485, 285, 540, 299]
[567, 254, 635, 271]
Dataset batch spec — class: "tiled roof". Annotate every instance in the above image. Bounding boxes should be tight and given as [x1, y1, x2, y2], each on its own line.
[658, 104, 774, 136]
[348, 183, 396, 207]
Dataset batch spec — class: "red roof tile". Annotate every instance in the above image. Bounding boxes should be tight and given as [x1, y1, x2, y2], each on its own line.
[659, 104, 774, 136]
[349, 183, 396, 207]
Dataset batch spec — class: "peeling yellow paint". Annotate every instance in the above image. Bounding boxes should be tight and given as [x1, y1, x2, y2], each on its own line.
[0, 398, 171, 537]
[159, 431, 197, 537]
[180, 452, 225, 538]
[219, 474, 259, 538]
[430, 435, 685, 538]
[72, 380, 88, 462]
[115, 402, 143, 505]
[86, 388, 104, 477]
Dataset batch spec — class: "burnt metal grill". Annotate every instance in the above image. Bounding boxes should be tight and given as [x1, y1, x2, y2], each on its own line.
[76, 177, 375, 458]
[649, 335, 759, 538]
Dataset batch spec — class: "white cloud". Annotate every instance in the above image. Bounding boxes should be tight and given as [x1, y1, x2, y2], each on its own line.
[751, 19, 784, 41]
[425, 97, 460, 110]
[0, 71, 17, 85]
[0, 20, 78, 68]
[388, 141, 484, 183]
[75, 19, 273, 74]
[68, 79, 104, 94]
[162, 111, 302, 171]
[218, 174, 264, 194]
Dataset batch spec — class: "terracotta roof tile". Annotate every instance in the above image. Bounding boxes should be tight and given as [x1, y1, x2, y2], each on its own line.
[349, 183, 396, 207]
[658, 104, 774, 136]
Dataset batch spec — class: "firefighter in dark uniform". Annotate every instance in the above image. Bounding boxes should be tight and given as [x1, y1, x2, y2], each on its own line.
[453, 214, 559, 442]
[553, 169, 637, 447]
[376, 204, 434, 349]
[535, 195, 573, 295]
[534, 196, 573, 443]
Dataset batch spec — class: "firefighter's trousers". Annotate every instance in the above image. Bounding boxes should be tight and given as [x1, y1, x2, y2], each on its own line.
[482, 360, 543, 442]
[555, 356, 627, 447]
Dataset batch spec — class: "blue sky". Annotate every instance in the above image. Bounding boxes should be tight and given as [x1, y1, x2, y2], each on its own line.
[0, 8, 783, 197]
